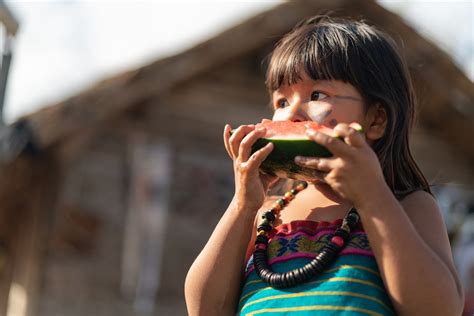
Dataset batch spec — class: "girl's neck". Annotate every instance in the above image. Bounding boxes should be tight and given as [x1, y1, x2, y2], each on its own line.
[275, 182, 353, 225]
[304, 182, 350, 207]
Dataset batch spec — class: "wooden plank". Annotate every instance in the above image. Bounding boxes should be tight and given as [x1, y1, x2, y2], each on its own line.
[0, 156, 58, 316]
[0, 159, 32, 316]
[0, 242, 12, 316]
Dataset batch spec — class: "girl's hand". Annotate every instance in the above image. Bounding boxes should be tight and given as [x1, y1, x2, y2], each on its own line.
[295, 122, 387, 208]
[223, 124, 278, 213]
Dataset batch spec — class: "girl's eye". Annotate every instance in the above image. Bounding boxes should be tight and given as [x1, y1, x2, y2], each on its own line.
[310, 91, 328, 101]
[277, 99, 289, 108]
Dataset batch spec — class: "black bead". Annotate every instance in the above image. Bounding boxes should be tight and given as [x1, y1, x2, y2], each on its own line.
[316, 252, 330, 266]
[295, 268, 306, 283]
[255, 235, 269, 245]
[345, 209, 360, 227]
[308, 261, 322, 274]
[282, 272, 291, 287]
[306, 262, 317, 275]
[258, 222, 272, 232]
[302, 264, 313, 279]
[323, 243, 339, 254]
[269, 273, 277, 286]
[261, 270, 272, 281]
[278, 273, 286, 287]
[262, 211, 276, 222]
[334, 229, 350, 240]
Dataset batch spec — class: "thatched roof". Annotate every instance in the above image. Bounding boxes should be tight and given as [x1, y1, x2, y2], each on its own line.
[3, 0, 474, 161]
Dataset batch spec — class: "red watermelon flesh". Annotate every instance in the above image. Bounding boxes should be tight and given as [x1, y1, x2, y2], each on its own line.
[255, 120, 335, 139]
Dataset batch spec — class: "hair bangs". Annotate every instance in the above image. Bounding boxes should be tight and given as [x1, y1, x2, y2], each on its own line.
[266, 24, 359, 93]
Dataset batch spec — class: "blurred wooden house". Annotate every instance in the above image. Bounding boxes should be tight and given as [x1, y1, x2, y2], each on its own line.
[0, 0, 472, 315]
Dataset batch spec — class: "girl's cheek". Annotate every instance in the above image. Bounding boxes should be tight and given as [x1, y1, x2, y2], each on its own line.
[272, 109, 288, 121]
[306, 103, 332, 124]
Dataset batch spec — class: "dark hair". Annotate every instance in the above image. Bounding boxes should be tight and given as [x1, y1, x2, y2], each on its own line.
[265, 16, 431, 198]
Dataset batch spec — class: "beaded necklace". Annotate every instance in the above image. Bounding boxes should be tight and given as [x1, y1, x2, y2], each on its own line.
[253, 181, 360, 288]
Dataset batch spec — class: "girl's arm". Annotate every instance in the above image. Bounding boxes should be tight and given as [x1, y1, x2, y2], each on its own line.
[297, 123, 464, 316]
[185, 124, 277, 315]
[184, 197, 258, 315]
[358, 187, 465, 316]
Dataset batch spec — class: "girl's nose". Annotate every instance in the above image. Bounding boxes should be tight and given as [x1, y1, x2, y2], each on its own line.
[272, 100, 311, 122]
[285, 102, 308, 122]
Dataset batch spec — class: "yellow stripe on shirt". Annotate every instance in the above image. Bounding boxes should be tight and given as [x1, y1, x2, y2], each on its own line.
[240, 276, 385, 303]
[246, 305, 384, 316]
[240, 291, 393, 314]
[325, 264, 380, 276]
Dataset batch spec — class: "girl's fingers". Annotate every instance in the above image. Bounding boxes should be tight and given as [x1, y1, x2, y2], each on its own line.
[312, 170, 328, 182]
[223, 124, 233, 158]
[294, 156, 333, 172]
[246, 142, 273, 169]
[229, 125, 255, 158]
[334, 122, 366, 148]
[306, 129, 349, 157]
[238, 127, 266, 161]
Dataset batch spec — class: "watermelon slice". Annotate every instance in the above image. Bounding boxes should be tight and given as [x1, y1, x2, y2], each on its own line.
[247, 120, 336, 181]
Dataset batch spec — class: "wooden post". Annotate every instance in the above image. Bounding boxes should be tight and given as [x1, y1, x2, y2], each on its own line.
[121, 134, 172, 314]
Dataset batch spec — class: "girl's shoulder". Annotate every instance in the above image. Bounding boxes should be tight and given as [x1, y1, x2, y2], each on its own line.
[397, 189, 442, 236]
[398, 189, 462, 295]
[399, 189, 437, 212]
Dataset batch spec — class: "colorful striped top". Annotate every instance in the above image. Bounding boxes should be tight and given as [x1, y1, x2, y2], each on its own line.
[237, 219, 396, 315]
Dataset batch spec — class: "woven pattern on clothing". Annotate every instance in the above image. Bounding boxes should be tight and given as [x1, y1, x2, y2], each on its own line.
[238, 219, 396, 316]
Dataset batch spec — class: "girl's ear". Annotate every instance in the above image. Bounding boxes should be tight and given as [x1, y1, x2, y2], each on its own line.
[365, 104, 387, 141]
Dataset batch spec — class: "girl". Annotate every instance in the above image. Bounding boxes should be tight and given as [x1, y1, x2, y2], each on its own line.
[184, 16, 464, 315]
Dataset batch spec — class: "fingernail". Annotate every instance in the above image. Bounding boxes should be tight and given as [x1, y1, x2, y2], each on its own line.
[351, 122, 363, 132]
[306, 129, 317, 137]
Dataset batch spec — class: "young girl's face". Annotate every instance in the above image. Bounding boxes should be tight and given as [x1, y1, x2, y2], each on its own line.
[271, 75, 367, 129]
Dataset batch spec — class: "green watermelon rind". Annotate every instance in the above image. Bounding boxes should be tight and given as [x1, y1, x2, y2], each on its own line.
[251, 138, 333, 181]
